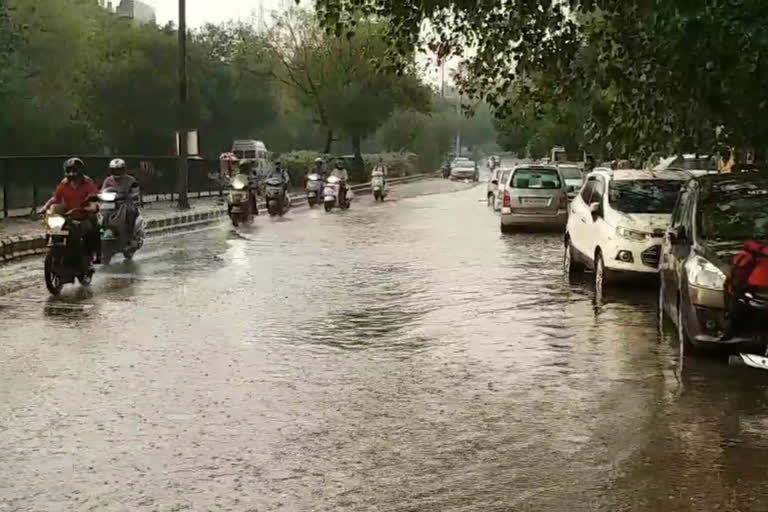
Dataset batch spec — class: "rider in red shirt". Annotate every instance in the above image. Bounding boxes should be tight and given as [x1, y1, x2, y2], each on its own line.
[40, 158, 101, 264]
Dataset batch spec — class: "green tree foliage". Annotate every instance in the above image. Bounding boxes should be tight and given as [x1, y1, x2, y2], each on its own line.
[313, 0, 768, 158]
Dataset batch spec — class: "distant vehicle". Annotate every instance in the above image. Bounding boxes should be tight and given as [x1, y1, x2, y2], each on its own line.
[450, 160, 479, 182]
[500, 165, 568, 233]
[487, 167, 512, 211]
[654, 154, 718, 177]
[557, 164, 585, 199]
[659, 173, 768, 359]
[232, 139, 272, 182]
[564, 168, 689, 298]
[487, 167, 502, 208]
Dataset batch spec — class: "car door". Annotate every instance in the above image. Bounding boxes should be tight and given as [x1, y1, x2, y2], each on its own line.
[665, 183, 696, 320]
[569, 177, 597, 260]
[661, 184, 689, 316]
[582, 175, 607, 267]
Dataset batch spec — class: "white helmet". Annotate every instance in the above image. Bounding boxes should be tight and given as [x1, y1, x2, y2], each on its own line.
[109, 158, 126, 170]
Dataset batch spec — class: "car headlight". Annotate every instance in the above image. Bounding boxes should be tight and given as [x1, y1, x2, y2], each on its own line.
[99, 191, 117, 201]
[47, 215, 66, 230]
[616, 226, 649, 241]
[232, 177, 247, 190]
[686, 255, 726, 290]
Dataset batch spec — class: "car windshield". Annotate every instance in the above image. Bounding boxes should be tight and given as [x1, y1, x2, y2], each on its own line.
[559, 167, 582, 179]
[608, 180, 682, 213]
[510, 168, 561, 189]
[699, 181, 768, 242]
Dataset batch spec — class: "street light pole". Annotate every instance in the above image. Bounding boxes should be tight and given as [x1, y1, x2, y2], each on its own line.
[177, 0, 190, 210]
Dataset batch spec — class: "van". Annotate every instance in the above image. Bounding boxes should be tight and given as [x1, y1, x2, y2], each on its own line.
[232, 139, 272, 180]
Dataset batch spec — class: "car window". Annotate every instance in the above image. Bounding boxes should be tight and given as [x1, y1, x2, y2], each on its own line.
[698, 179, 768, 242]
[501, 170, 512, 186]
[608, 180, 683, 214]
[669, 185, 690, 227]
[559, 166, 582, 179]
[510, 168, 561, 189]
[580, 179, 596, 203]
[591, 177, 606, 204]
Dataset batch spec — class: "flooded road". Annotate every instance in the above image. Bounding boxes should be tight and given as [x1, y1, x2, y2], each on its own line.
[2, 181, 768, 511]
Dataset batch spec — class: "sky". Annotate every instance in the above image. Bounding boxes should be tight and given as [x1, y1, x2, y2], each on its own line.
[149, 0, 452, 88]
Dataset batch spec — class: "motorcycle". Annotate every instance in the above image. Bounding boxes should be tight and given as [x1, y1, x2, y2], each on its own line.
[265, 176, 291, 217]
[228, 173, 257, 227]
[306, 173, 324, 207]
[323, 175, 354, 212]
[43, 207, 95, 295]
[371, 170, 387, 202]
[98, 185, 145, 265]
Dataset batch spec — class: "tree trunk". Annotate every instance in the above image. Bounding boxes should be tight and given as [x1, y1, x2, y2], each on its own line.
[351, 133, 364, 181]
[323, 128, 333, 154]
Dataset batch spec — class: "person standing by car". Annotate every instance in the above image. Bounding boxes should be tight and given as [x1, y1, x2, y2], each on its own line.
[39, 158, 101, 266]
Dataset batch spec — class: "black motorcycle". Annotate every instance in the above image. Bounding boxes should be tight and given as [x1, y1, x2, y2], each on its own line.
[43, 209, 95, 295]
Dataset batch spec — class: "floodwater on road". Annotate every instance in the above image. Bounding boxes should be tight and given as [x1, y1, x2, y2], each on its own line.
[1, 180, 768, 511]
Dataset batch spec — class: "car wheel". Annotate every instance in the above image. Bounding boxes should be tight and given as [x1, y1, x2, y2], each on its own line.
[594, 251, 606, 302]
[563, 239, 582, 276]
[677, 294, 697, 356]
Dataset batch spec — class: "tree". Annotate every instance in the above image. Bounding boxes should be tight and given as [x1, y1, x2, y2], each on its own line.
[313, 0, 768, 159]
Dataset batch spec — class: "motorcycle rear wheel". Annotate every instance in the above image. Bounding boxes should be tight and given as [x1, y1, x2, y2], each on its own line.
[44, 253, 64, 295]
[324, 201, 334, 212]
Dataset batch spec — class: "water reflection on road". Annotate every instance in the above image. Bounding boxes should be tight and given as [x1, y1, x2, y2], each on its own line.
[1, 182, 768, 511]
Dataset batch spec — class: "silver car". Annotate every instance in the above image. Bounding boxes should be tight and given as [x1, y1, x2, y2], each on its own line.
[500, 165, 569, 233]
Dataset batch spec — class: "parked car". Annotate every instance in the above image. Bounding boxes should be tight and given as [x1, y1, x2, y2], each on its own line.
[564, 169, 689, 296]
[495, 168, 513, 211]
[500, 165, 568, 233]
[659, 173, 768, 354]
[557, 164, 585, 199]
[451, 160, 479, 182]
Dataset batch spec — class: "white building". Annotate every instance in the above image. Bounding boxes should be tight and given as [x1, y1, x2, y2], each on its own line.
[116, 0, 157, 25]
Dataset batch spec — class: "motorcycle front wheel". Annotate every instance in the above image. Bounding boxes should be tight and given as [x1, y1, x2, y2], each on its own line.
[324, 201, 334, 212]
[44, 253, 64, 295]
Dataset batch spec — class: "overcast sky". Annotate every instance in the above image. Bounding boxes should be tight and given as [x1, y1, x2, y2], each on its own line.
[152, 0, 292, 27]
[149, 0, 450, 87]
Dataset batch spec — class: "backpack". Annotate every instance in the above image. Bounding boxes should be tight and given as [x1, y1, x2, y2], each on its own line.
[725, 240, 768, 335]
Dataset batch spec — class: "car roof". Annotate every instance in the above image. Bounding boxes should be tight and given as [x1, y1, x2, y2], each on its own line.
[513, 164, 558, 171]
[590, 168, 691, 181]
[696, 171, 768, 188]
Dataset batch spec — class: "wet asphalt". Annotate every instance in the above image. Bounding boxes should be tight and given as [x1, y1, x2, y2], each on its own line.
[1, 178, 768, 511]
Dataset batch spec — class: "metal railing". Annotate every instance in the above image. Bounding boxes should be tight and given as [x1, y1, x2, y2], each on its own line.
[0, 155, 223, 218]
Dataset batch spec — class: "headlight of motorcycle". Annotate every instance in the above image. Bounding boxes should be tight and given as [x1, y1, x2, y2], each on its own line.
[616, 226, 649, 241]
[99, 191, 117, 201]
[686, 255, 726, 290]
[232, 177, 247, 190]
[47, 214, 66, 230]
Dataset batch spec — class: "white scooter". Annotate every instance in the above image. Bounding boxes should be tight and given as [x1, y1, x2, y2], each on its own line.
[371, 170, 387, 202]
[323, 176, 354, 212]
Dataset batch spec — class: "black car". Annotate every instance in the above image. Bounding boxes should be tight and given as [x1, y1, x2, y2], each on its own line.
[659, 172, 768, 353]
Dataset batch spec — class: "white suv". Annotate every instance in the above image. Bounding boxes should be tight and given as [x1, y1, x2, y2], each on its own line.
[564, 168, 689, 296]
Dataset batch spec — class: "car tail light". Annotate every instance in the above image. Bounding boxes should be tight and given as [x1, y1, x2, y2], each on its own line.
[559, 194, 567, 209]
[502, 190, 511, 207]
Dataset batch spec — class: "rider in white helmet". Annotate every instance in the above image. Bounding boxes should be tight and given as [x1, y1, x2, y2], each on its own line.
[102, 158, 137, 195]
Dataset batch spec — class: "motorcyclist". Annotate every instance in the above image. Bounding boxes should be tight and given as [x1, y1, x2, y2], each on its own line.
[39, 157, 101, 266]
[330, 159, 350, 204]
[237, 160, 259, 216]
[272, 160, 291, 191]
[372, 157, 388, 186]
[307, 157, 325, 182]
[101, 158, 139, 236]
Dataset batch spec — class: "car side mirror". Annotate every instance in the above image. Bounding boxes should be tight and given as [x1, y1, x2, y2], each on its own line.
[589, 202, 602, 217]
[667, 226, 686, 244]
[491, 179, 498, 185]
[567, 185, 575, 193]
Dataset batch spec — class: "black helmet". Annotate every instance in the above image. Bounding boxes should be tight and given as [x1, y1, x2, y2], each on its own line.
[63, 157, 85, 178]
[335, 159, 344, 169]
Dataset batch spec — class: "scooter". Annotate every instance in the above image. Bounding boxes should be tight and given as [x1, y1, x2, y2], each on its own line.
[43, 207, 95, 295]
[265, 176, 291, 217]
[371, 170, 387, 202]
[306, 173, 324, 207]
[323, 176, 354, 212]
[227, 173, 257, 227]
[98, 185, 145, 265]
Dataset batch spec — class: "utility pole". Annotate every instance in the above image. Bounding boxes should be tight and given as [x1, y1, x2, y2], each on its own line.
[455, 91, 461, 157]
[177, 0, 190, 210]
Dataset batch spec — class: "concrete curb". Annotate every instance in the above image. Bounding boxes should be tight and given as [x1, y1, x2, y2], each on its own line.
[0, 173, 434, 263]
